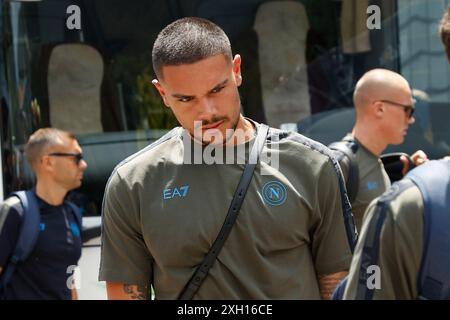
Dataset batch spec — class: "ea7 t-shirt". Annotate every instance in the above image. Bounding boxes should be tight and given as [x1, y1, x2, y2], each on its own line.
[100, 123, 353, 299]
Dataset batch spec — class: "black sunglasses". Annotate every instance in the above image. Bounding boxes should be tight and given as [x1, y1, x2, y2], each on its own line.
[380, 100, 415, 118]
[48, 152, 84, 165]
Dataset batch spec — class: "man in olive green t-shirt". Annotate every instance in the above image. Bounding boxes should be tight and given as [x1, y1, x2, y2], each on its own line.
[343, 158, 450, 299]
[99, 17, 356, 300]
[333, 69, 427, 232]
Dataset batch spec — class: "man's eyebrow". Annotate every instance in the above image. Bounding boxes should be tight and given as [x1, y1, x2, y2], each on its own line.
[171, 93, 194, 99]
[171, 79, 229, 99]
[209, 79, 228, 92]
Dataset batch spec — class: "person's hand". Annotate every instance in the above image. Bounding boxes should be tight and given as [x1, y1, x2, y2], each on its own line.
[401, 150, 428, 176]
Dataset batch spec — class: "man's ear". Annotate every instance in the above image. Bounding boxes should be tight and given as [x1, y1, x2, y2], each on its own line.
[152, 79, 170, 107]
[233, 54, 242, 86]
[40, 155, 54, 173]
[373, 101, 384, 118]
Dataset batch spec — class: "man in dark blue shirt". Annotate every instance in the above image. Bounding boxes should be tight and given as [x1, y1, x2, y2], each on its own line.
[0, 128, 88, 299]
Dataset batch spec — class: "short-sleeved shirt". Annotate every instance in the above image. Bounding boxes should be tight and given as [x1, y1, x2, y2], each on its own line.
[338, 134, 391, 232]
[343, 184, 424, 299]
[0, 195, 82, 300]
[99, 122, 353, 299]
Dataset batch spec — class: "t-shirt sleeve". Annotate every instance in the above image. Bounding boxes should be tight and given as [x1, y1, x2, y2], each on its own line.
[98, 170, 153, 284]
[0, 199, 22, 269]
[311, 157, 353, 275]
[343, 186, 423, 299]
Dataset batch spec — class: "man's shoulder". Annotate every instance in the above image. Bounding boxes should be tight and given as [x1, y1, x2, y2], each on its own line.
[365, 182, 423, 235]
[103, 127, 183, 192]
[387, 183, 424, 222]
[267, 128, 347, 185]
[387, 159, 450, 234]
[115, 127, 183, 171]
[269, 127, 336, 161]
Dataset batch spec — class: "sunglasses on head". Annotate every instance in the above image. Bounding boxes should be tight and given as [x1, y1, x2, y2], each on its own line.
[380, 100, 415, 118]
[48, 152, 84, 165]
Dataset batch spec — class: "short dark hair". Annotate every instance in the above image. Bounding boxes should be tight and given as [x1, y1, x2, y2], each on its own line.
[152, 17, 232, 79]
[440, 5, 450, 61]
[25, 128, 76, 170]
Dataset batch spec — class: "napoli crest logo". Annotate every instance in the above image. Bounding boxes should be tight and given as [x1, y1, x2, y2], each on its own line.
[262, 181, 287, 206]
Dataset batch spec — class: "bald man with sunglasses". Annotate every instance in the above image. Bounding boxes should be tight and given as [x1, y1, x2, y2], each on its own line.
[0, 128, 87, 299]
[331, 69, 428, 232]
[339, 8, 450, 300]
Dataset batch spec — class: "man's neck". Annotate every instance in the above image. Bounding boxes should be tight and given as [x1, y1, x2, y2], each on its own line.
[226, 116, 256, 147]
[352, 124, 387, 157]
[35, 181, 67, 206]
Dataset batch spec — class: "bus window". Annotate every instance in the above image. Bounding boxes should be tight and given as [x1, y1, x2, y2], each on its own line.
[394, 0, 450, 159]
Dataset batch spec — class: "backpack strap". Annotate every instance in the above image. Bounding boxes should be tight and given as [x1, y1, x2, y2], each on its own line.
[65, 201, 83, 232]
[0, 190, 41, 292]
[354, 178, 415, 300]
[406, 160, 450, 300]
[332, 276, 348, 300]
[329, 137, 360, 203]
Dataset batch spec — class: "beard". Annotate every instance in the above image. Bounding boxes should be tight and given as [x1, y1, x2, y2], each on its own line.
[199, 115, 240, 146]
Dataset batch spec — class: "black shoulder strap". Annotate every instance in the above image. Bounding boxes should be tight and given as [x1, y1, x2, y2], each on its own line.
[0, 190, 41, 294]
[329, 138, 359, 203]
[178, 124, 269, 300]
[355, 179, 415, 300]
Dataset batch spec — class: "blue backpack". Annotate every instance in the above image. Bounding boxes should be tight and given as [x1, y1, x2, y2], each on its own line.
[333, 160, 450, 300]
[0, 190, 82, 296]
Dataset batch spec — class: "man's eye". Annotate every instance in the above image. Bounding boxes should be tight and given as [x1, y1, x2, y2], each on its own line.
[211, 86, 225, 94]
[178, 97, 193, 102]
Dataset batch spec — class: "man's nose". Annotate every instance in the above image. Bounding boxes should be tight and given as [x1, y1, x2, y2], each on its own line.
[80, 159, 88, 170]
[198, 97, 217, 118]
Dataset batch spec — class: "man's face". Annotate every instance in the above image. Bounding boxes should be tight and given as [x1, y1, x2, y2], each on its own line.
[380, 87, 416, 145]
[153, 54, 243, 145]
[48, 137, 88, 191]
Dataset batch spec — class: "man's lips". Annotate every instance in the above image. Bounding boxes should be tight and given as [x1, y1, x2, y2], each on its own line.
[202, 120, 224, 130]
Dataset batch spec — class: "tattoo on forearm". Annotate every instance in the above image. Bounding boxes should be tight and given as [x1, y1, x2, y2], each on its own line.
[318, 271, 348, 300]
[123, 284, 150, 300]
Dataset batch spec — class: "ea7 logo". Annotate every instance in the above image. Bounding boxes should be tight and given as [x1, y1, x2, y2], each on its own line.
[163, 185, 190, 200]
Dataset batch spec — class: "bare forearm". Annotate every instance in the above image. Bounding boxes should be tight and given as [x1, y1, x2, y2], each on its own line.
[107, 282, 151, 300]
[72, 288, 78, 300]
[318, 271, 348, 300]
